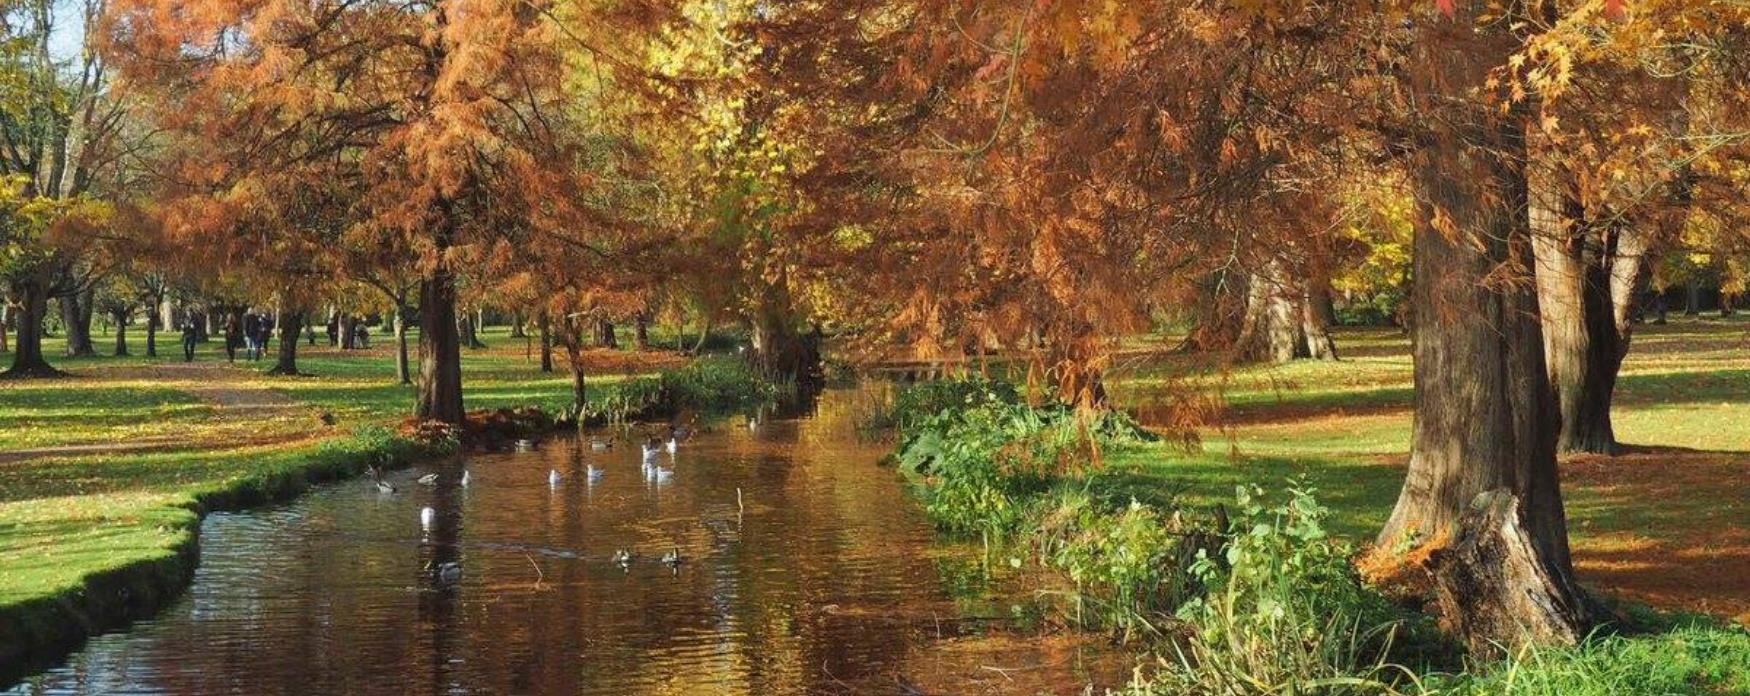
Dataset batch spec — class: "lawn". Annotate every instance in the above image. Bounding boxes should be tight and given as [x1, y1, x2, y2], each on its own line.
[0, 325, 683, 676]
[1101, 316, 1750, 623]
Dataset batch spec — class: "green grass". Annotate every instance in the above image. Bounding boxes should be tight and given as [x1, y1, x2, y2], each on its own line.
[0, 323, 687, 678]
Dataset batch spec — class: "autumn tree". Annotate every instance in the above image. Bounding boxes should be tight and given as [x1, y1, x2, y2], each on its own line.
[111, 0, 578, 422]
[0, 0, 134, 377]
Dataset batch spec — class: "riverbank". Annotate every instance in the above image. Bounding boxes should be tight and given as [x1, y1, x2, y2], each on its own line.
[0, 328, 704, 684]
[883, 321, 1750, 693]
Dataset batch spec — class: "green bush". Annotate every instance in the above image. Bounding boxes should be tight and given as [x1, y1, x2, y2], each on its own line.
[894, 389, 1188, 636]
[1130, 483, 1439, 695]
[581, 377, 666, 423]
[1037, 491, 1196, 639]
[659, 357, 776, 412]
[888, 375, 1021, 430]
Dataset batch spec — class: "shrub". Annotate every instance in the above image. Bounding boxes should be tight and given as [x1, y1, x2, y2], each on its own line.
[581, 377, 666, 424]
[1037, 491, 1197, 639]
[659, 357, 776, 412]
[1137, 483, 1436, 696]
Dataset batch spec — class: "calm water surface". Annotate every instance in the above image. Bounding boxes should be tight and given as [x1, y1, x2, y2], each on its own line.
[8, 392, 1117, 695]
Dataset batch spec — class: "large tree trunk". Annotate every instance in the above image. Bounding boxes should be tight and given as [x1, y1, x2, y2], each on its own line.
[339, 314, 356, 350]
[458, 311, 486, 349]
[0, 303, 9, 353]
[395, 308, 412, 385]
[537, 312, 554, 373]
[416, 270, 465, 424]
[1237, 261, 1307, 364]
[750, 294, 820, 385]
[144, 299, 158, 358]
[1379, 4, 1589, 651]
[267, 311, 304, 376]
[1302, 273, 1339, 360]
[61, 290, 96, 357]
[634, 313, 650, 350]
[4, 276, 60, 377]
[595, 319, 617, 349]
[110, 308, 130, 356]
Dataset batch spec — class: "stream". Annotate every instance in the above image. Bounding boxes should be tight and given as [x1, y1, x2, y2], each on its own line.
[6, 391, 1122, 695]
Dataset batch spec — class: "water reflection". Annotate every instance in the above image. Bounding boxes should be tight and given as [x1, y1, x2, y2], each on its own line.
[7, 391, 1119, 695]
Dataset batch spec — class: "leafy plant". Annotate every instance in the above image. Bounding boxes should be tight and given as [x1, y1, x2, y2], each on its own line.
[1145, 483, 1436, 695]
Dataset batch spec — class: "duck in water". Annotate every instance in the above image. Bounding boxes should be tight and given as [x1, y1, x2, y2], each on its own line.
[661, 547, 684, 567]
[589, 437, 615, 451]
[611, 549, 636, 569]
[416, 472, 438, 486]
[587, 465, 604, 482]
[548, 470, 562, 487]
[420, 506, 435, 531]
[368, 465, 397, 494]
[641, 438, 663, 462]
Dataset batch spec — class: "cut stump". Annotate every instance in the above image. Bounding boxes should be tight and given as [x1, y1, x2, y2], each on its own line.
[1425, 489, 1594, 657]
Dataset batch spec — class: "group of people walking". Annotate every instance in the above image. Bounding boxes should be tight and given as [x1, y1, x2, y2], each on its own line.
[229, 313, 276, 362]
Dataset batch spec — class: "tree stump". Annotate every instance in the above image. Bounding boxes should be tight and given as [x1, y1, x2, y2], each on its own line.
[1425, 489, 1594, 657]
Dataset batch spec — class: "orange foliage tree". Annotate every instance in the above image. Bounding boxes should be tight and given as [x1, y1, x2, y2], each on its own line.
[107, 0, 581, 421]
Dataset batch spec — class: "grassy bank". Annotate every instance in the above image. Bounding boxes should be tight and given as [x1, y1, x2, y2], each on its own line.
[0, 428, 438, 682]
[0, 326, 739, 683]
[885, 325, 1750, 694]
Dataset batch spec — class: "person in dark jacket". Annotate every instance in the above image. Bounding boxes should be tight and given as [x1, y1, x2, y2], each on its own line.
[255, 315, 273, 360]
[242, 313, 261, 360]
[222, 314, 239, 363]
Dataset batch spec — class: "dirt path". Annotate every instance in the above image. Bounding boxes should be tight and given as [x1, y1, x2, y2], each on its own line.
[0, 362, 316, 465]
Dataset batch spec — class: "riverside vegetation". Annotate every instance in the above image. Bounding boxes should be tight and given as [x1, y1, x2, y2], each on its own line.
[884, 373, 1750, 695]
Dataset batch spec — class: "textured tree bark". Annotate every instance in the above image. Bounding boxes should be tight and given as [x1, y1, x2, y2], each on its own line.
[1237, 261, 1307, 364]
[1429, 490, 1593, 657]
[4, 277, 60, 377]
[144, 303, 158, 358]
[537, 312, 554, 373]
[595, 319, 617, 349]
[61, 290, 96, 357]
[267, 312, 304, 376]
[394, 309, 412, 385]
[339, 314, 356, 350]
[1302, 274, 1339, 361]
[1, 303, 10, 353]
[507, 312, 526, 338]
[634, 314, 650, 350]
[416, 270, 465, 424]
[459, 312, 486, 349]
[1380, 1, 1589, 650]
[1530, 172, 1631, 455]
[110, 308, 130, 356]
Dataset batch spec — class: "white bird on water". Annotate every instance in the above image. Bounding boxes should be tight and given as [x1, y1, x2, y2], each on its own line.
[665, 436, 678, 455]
[587, 465, 604, 482]
[461, 469, 471, 487]
[653, 468, 673, 484]
[416, 472, 438, 486]
[641, 441, 663, 463]
[420, 506, 435, 531]
[549, 469, 562, 487]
